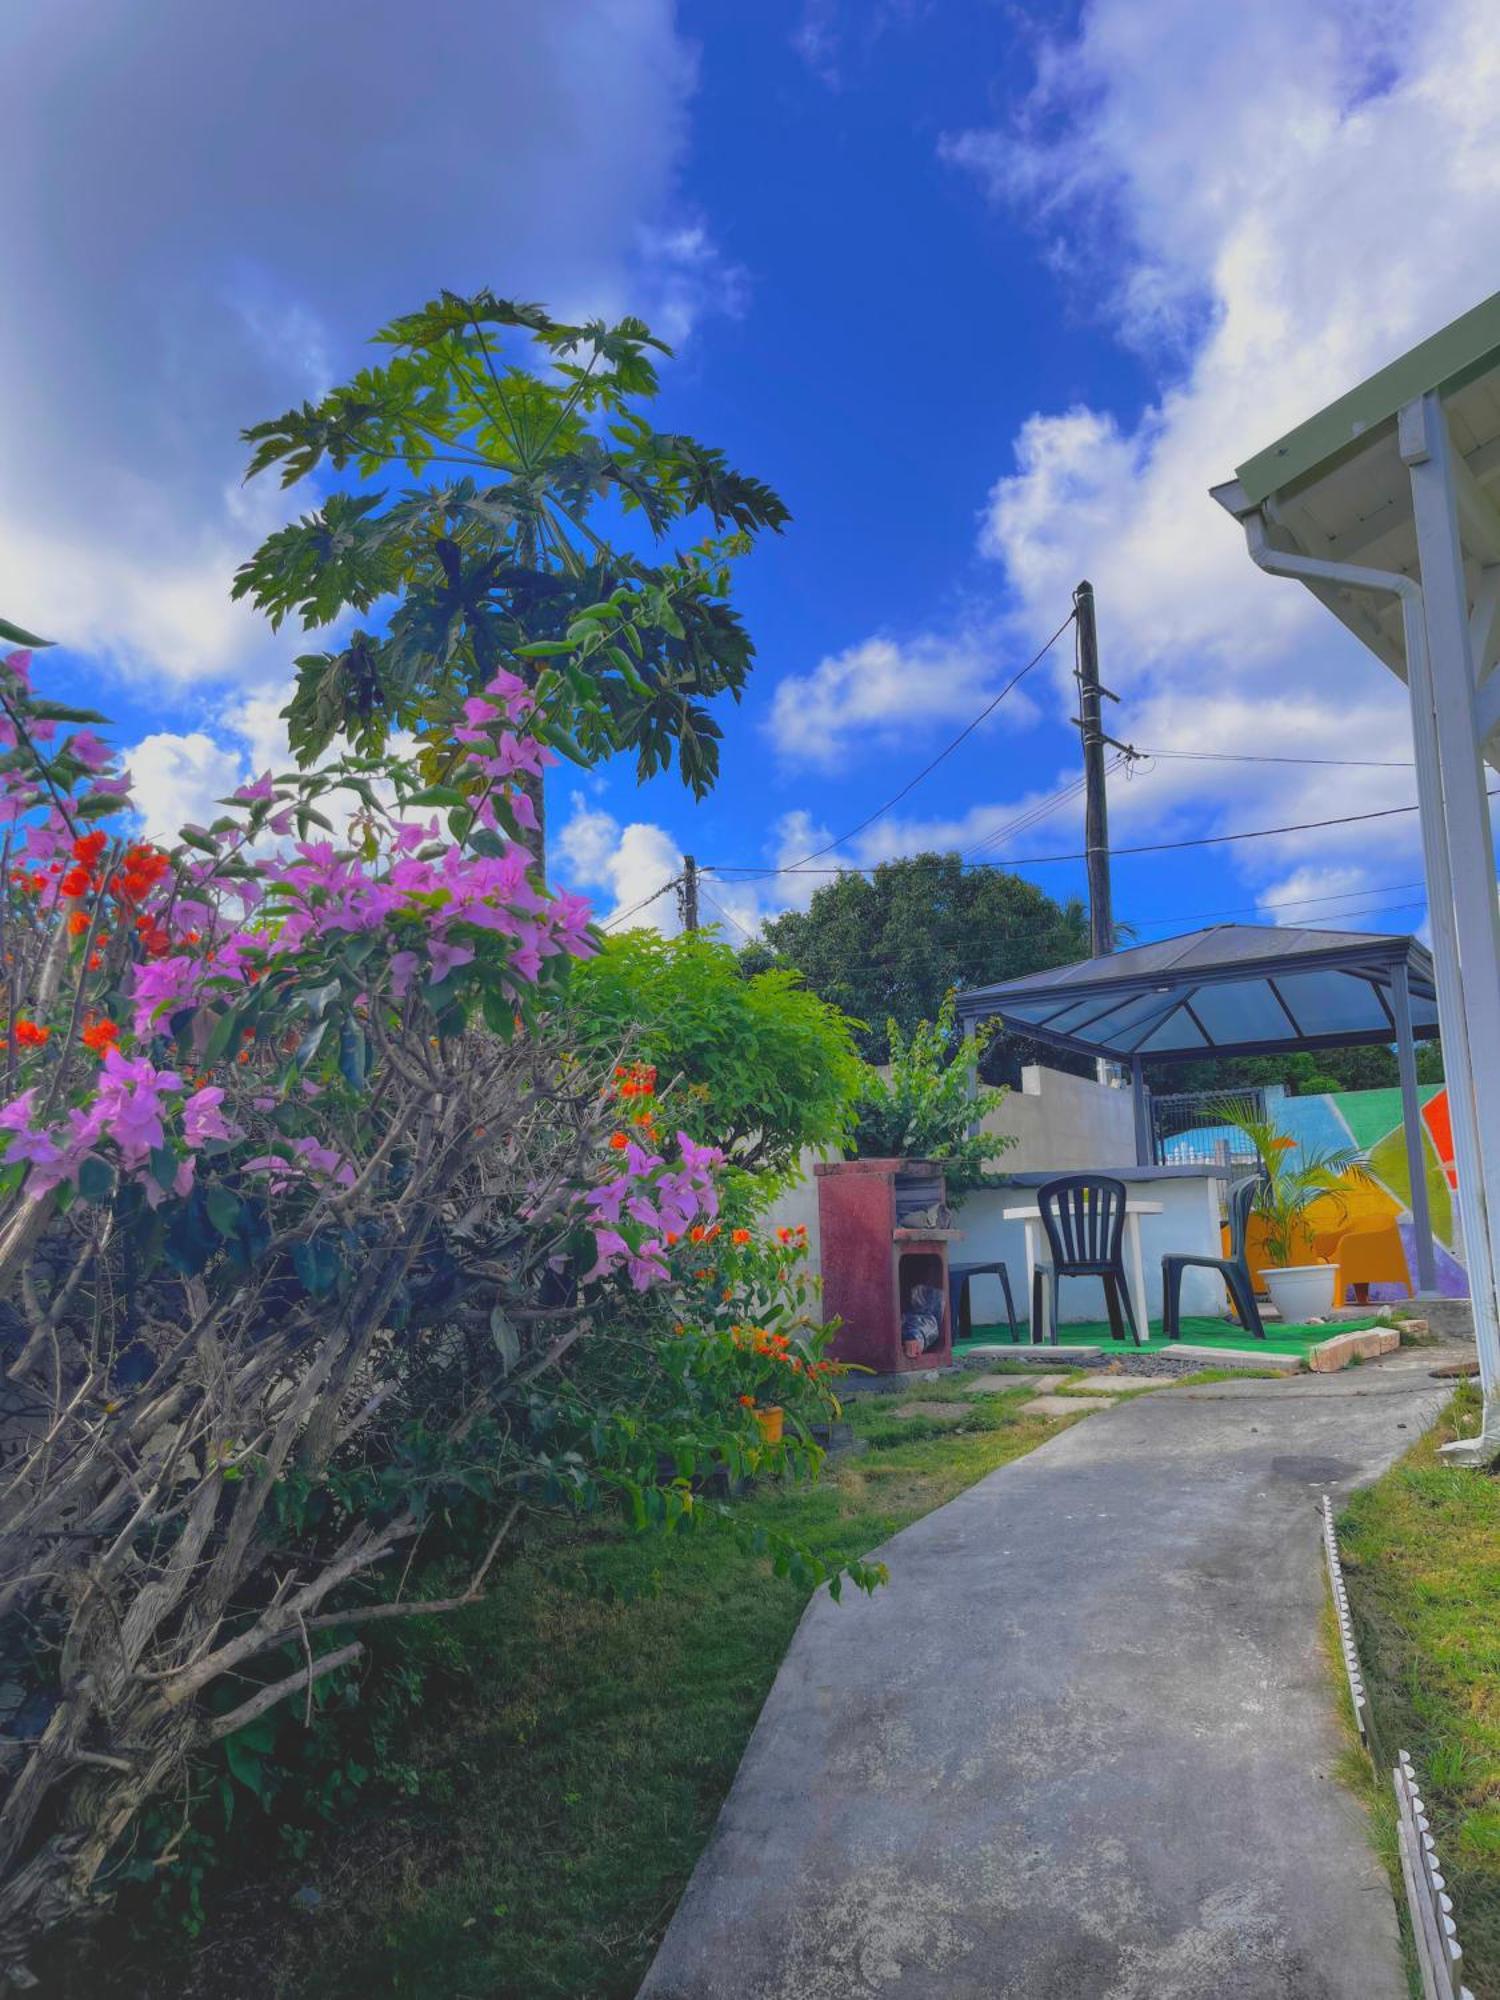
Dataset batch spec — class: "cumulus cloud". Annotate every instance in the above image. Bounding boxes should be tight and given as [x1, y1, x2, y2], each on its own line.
[943, 0, 1500, 906]
[126, 732, 246, 845]
[0, 0, 704, 688]
[765, 629, 1039, 768]
[556, 797, 686, 935]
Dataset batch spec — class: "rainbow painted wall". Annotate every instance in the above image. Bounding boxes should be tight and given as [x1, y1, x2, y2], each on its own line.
[1162, 1084, 1467, 1301]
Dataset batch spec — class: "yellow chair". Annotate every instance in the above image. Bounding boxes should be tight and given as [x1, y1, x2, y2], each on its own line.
[1312, 1214, 1412, 1302]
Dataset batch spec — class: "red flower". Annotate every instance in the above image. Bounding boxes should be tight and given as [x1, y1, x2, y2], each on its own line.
[72, 831, 107, 866]
[80, 1018, 120, 1054]
[12, 1019, 49, 1047]
[59, 868, 90, 898]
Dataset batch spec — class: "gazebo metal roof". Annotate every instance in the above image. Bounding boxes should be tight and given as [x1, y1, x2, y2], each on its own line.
[954, 923, 1438, 1064]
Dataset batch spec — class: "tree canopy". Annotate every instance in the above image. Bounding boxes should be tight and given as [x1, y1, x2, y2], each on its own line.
[232, 290, 787, 863]
[753, 854, 1090, 1084]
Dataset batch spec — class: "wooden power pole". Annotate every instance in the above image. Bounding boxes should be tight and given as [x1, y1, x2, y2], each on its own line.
[679, 854, 700, 932]
[1074, 580, 1115, 958]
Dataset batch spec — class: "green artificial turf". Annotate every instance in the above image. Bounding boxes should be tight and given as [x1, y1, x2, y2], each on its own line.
[960, 1314, 1378, 1359]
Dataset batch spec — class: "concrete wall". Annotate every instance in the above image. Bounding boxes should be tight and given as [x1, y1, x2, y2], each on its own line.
[977, 1063, 1136, 1170]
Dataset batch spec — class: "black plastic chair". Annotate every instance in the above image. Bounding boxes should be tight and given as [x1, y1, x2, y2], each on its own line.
[1032, 1175, 1141, 1347]
[948, 1261, 1020, 1344]
[1161, 1174, 1266, 1341]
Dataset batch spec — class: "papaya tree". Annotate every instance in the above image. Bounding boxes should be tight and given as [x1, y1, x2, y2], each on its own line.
[232, 290, 789, 865]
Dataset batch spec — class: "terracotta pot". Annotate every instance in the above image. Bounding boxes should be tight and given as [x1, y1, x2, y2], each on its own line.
[755, 1405, 784, 1445]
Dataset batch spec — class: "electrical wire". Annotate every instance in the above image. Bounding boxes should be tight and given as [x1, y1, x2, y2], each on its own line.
[602, 876, 680, 932]
[1137, 746, 1416, 770]
[703, 790, 1500, 878]
[735, 609, 1078, 884]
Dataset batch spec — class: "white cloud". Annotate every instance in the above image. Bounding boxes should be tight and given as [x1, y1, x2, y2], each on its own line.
[766, 629, 1039, 768]
[0, 0, 700, 689]
[943, 0, 1500, 899]
[126, 731, 245, 844]
[556, 796, 685, 934]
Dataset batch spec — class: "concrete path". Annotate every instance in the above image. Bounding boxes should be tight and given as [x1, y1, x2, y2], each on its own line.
[640, 1358, 1446, 2000]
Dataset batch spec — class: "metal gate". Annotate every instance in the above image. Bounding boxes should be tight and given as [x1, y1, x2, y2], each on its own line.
[1149, 1086, 1266, 1169]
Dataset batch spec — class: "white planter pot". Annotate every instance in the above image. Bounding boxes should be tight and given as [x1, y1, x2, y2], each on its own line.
[1263, 1263, 1338, 1324]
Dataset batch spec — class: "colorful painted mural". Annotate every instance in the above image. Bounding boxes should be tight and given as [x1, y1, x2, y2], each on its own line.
[1163, 1084, 1467, 1302]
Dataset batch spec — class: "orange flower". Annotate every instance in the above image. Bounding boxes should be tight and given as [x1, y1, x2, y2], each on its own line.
[737, 1393, 755, 1407]
[66, 909, 91, 937]
[731, 1227, 751, 1246]
[80, 1018, 119, 1053]
[608, 1132, 629, 1151]
[72, 831, 107, 866]
[12, 1019, 49, 1047]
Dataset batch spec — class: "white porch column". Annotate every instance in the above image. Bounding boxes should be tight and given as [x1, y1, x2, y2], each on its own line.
[1401, 391, 1500, 1447]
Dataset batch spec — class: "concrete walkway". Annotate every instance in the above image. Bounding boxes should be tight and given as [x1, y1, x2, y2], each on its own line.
[640, 1358, 1446, 2000]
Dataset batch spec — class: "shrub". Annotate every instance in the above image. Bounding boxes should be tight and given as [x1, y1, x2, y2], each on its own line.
[567, 928, 863, 1183]
[846, 995, 1014, 1190]
[0, 641, 868, 1982]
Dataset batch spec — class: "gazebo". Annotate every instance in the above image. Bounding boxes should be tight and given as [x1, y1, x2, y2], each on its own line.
[955, 922, 1441, 1293]
[1212, 289, 1500, 1456]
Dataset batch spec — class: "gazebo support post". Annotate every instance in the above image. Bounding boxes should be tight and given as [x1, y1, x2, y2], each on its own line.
[1391, 958, 1438, 1296]
[1130, 1056, 1152, 1168]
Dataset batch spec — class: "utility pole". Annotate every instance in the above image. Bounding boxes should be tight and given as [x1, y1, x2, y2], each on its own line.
[678, 854, 700, 932]
[1073, 579, 1116, 958]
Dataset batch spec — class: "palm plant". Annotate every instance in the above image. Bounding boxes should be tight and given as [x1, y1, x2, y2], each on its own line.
[1213, 1102, 1373, 1266]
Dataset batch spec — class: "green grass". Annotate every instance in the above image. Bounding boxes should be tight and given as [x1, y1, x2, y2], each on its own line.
[125, 1375, 1076, 2000]
[960, 1313, 1380, 1360]
[1335, 1384, 1500, 1999]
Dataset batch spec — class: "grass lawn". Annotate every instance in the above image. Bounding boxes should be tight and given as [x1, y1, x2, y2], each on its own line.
[1336, 1382, 1500, 2000]
[961, 1313, 1380, 1360]
[120, 1371, 1080, 2000]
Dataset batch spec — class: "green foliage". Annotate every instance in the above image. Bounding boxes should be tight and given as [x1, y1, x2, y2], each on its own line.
[756, 853, 1089, 1084]
[232, 289, 788, 829]
[847, 995, 1014, 1189]
[1214, 1101, 1373, 1267]
[567, 928, 863, 1180]
[1151, 1041, 1445, 1095]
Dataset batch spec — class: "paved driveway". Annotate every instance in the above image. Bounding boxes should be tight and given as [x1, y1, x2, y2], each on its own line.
[639, 1360, 1444, 1999]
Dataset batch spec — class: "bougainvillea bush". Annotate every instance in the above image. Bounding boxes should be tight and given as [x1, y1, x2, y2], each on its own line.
[0, 636, 863, 1983]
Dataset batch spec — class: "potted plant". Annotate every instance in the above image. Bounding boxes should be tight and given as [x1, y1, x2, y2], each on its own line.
[1217, 1103, 1373, 1321]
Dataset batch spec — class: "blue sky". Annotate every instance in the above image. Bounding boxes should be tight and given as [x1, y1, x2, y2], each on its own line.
[3, 0, 1496, 950]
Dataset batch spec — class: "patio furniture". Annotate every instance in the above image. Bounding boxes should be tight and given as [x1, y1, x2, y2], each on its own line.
[1313, 1212, 1413, 1303]
[948, 1260, 1020, 1344]
[1003, 1194, 1161, 1344]
[1162, 1174, 1266, 1340]
[1030, 1176, 1142, 1347]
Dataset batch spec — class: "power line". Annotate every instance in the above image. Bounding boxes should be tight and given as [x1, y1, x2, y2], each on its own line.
[1138, 746, 1416, 770]
[703, 790, 1499, 878]
[602, 876, 681, 932]
[746, 609, 1078, 883]
[698, 888, 757, 942]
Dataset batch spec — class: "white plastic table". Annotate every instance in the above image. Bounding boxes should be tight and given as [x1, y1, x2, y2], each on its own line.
[1001, 1199, 1164, 1345]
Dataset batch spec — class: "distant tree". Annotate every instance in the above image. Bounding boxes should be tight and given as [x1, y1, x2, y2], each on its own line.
[1151, 1041, 1443, 1098]
[233, 290, 788, 868]
[756, 853, 1090, 1085]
